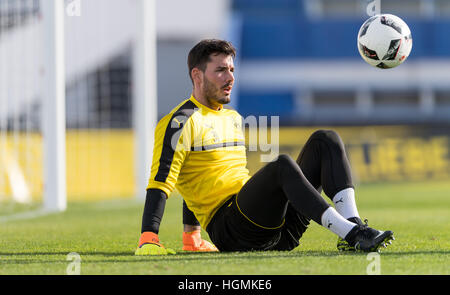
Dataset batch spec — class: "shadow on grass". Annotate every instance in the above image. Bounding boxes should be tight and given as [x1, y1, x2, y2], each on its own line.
[1, 249, 449, 265]
[0, 250, 340, 265]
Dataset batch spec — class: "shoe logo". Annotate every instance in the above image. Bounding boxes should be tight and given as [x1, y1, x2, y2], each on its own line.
[335, 197, 344, 204]
[327, 222, 333, 228]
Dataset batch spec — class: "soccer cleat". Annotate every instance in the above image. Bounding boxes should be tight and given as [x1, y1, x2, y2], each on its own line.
[338, 218, 395, 252]
[337, 237, 355, 252]
[182, 230, 218, 252]
[337, 217, 364, 252]
[135, 243, 176, 255]
[135, 232, 176, 256]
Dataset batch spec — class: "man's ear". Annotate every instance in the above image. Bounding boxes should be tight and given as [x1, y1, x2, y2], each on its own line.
[191, 67, 203, 84]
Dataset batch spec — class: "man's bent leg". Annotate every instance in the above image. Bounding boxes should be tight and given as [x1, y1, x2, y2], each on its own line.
[296, 130, 394, 252]
[241, 154, 357, 238]
[296, 130, 360, 220]
[207, 154, 360, 251]
[296, 129, 353, 197]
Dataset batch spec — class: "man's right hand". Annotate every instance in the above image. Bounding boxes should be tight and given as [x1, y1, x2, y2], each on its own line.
[135, 232, 176, 256]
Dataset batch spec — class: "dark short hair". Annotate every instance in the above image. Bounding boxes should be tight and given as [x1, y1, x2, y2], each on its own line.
[187, 39, 236, 83]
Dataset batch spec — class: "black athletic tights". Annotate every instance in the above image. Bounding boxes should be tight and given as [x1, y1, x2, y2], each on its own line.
[235, 129, 354, 227]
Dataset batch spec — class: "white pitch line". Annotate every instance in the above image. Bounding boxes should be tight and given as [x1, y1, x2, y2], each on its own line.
[0, 208, 60, 223]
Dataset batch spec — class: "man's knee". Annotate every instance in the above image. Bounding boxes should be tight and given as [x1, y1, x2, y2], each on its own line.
[276, 154, 297, 168]
[310, 129, 343, 147]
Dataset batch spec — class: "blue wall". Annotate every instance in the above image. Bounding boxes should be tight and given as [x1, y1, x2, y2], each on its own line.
[233, 0, 450, 59]
[238, 90, 295, 119]
[240, 17, 450, 59]
[233, 0, 450, 121]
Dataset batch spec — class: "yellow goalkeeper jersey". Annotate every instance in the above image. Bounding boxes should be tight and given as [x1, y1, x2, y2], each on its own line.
[147, 95, 251, 228]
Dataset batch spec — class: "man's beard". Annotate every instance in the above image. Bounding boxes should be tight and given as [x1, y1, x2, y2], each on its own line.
[203, 77, 231, 105]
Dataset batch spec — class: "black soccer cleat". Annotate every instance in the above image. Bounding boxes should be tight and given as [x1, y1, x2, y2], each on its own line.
[338, 218, 395, 252]
[337, 217, 364, 252]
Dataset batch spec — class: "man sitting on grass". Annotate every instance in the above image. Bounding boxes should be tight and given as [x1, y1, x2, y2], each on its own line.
[135, 39, 394, 255]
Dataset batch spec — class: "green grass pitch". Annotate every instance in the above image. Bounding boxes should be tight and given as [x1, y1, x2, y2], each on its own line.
[1, 180, 449, 275]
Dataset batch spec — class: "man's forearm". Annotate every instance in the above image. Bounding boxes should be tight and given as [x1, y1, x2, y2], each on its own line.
[141, 189, 167, 233]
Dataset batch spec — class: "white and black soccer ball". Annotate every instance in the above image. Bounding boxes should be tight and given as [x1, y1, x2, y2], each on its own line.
[357, 14, 413, 69]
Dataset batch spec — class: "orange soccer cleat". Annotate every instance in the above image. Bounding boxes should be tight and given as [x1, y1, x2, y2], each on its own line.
[138, 231, 160, 247]
[182, 230, 218, 252]
[135, 232, 176, 255]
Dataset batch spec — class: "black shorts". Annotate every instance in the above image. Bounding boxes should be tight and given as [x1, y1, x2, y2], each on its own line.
[206, 195, 310, 252]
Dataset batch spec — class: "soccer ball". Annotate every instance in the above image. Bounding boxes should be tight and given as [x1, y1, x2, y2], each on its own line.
[357, 14, 413, 69]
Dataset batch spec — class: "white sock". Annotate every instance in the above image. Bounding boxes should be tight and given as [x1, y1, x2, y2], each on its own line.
[321, 207, 357, 239]
[332, 188, 360, 220]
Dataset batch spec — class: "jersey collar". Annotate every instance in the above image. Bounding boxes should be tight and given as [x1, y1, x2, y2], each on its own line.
[189, 95, 223, 113]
